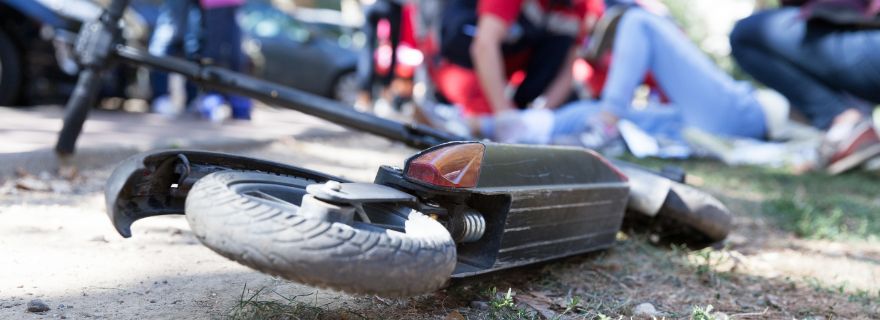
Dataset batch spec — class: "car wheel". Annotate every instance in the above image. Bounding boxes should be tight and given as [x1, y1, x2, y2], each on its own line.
[0, 29, 22, 105]
[332, 71, 359, 106]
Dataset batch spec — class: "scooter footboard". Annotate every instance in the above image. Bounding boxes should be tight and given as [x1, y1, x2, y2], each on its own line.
[495, 184, 629, 266]
[105, 150, 345, 238]
[437, 143, 630, 277]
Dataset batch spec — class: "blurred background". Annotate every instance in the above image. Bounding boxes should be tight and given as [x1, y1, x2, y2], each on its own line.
[0, 0, 772, 109]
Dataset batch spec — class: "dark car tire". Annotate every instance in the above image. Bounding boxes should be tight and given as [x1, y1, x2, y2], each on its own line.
[332, 70, 359, 106]
[185, 171, 457, 296]
[0, 29, 22, 105]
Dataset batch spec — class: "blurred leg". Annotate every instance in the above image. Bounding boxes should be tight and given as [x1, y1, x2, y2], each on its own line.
[384, 2, 403, 87]
[202, 6, 251, 120]
[357, 2, 385, 93]
[730, 8, 880, 129]
[602, 8, 766, 139]
[148, 0, 192, 99]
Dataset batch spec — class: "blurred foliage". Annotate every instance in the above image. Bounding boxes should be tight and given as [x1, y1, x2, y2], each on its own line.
[660, 0, 753, 81]
[297, 0, 341, 10]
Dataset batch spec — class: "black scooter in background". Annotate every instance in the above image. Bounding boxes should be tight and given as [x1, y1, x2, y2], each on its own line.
[57, 0, 731, 296]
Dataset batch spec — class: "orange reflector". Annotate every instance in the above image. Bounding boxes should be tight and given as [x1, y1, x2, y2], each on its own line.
[405, 143, 485, 188]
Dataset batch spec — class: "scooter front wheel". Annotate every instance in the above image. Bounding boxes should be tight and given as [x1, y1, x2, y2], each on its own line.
[185, 171, 457, 296]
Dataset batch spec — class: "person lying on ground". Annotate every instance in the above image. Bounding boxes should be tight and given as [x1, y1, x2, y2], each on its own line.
[545, 7, 773, 152]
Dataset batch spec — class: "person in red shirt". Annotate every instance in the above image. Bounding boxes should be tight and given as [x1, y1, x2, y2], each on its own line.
[435, 0, 604, 140]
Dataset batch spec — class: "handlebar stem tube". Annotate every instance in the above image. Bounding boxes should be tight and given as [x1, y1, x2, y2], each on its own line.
[113, 46, 462, 150]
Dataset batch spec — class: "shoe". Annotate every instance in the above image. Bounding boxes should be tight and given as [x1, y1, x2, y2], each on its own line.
[151, 94, 183, 117]
[821, 119, 880, 175]
[576, 116, 625, 156]
[863, 155, 880, 172]
[227, 95, 252, 120]
[195, 94, 230, 123]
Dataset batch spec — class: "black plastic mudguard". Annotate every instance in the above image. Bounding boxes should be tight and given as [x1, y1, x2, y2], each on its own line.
[105, 150, 346, 238]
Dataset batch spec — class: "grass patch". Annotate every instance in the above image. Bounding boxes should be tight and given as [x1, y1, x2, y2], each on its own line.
[626, 157, 880, 241]
[690, 305, 717, 320]
[226, 284, 362, 320]
[484, 288, 537, 320]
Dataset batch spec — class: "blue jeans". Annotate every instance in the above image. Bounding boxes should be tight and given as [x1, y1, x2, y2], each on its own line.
[201, 6, 251, 119]
[590, 8, 766, 140]
[148, 0, 200, 99]
[730, 8, 880, 129]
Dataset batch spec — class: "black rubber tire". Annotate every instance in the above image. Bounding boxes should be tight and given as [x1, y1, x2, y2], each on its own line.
[332, 70, 359, 106]
[184, 171, 457, 296]
[624, 181, 732, 249]
[0, 29, 22, 106]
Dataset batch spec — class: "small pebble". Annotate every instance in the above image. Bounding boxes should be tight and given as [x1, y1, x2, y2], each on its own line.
[632, 302, 659, 318]
[470, 301, 489, 310]
[26, 299, 50, 313]
[713, 312, 730, 320]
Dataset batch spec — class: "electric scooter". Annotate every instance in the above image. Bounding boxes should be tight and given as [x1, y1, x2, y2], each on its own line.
[57, 0, 731, 296]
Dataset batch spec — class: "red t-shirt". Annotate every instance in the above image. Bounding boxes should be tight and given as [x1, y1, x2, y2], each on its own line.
[475, 0, 604, 76]
[477, 0, 605, 39]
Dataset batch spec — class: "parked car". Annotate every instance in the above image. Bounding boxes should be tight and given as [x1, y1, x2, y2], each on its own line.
[0, 0, 358, 107]
[1, 0, 82, 105]
[239, 3, 360, 105]
[0, 0, 153, 106]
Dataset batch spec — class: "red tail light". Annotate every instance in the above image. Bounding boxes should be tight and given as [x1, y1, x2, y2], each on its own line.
[405, 143, 485, 188]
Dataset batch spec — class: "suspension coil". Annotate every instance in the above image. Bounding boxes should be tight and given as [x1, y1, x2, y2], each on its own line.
[451, 209, 486, 243]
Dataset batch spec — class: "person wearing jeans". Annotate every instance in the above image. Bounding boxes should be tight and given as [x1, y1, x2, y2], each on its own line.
[730, 0, 880, 173]
[730, 6, 880, 130]
[148, 0, 201, 110]
[552, 8, 767, 149]
[198, 0, 252, 120]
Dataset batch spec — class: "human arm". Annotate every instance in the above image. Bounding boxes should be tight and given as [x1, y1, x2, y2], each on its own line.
[470, 14, 515, 113]
[542, 46, 577, 109]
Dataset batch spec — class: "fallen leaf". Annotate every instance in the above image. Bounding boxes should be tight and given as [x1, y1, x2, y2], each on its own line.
[516, 294, 558, 319]
[16, 177, 51, 192]
[445, 310, 465, 320]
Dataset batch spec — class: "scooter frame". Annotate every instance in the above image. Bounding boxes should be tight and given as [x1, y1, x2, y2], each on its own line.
[56, 0, 720, 235]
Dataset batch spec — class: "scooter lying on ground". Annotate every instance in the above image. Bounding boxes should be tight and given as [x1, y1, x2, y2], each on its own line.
[59, 0, 731, 296]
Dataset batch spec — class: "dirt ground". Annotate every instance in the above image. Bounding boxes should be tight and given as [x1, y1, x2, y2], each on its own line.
[1, 135, 878, 319]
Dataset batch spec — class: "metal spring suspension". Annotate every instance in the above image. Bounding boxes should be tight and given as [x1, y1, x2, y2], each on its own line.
[453, 210, 486, 243]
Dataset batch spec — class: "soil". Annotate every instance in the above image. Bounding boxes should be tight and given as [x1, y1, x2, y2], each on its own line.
[1, 135, 877, 319]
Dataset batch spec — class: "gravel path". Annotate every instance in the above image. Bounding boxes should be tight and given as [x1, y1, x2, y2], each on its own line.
[0, 135, 414, 319]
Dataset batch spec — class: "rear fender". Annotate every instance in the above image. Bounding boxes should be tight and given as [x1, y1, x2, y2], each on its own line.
[105, 150, 345, 238]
